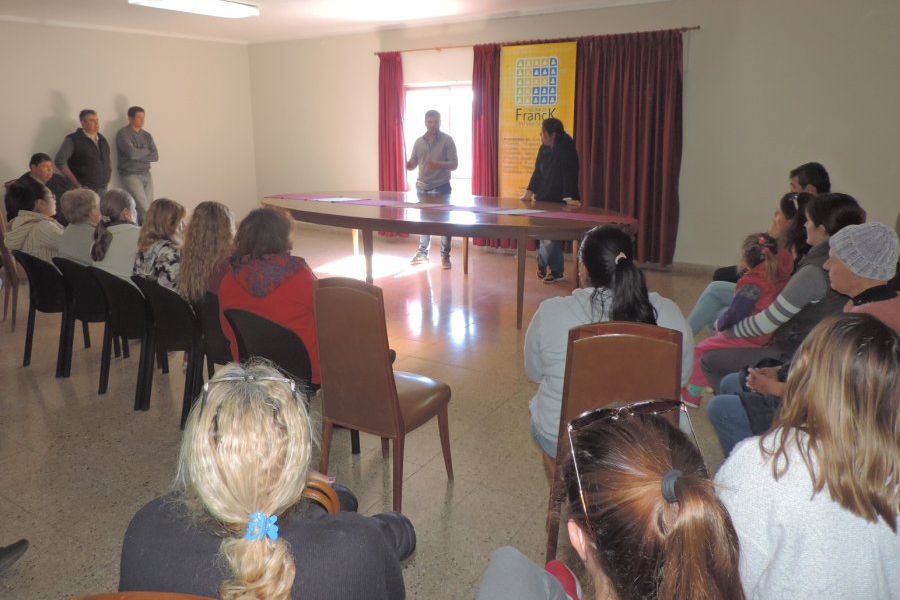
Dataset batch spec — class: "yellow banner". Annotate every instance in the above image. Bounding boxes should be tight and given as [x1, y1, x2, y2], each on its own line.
[498, 42, 577, 198]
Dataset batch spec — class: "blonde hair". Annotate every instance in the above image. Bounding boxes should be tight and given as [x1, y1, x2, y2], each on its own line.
[763, 313, 900, 531]
[176, 361, 313, 599]
[138, 198, 186, 253]
[60, 188, 99, 224]
[178, 201, 235, 303]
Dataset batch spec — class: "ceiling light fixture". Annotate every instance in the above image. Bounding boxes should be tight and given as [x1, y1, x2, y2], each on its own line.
[128, 0, 260, 19]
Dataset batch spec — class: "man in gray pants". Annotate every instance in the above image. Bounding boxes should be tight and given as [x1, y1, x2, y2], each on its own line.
[116, 105, 158, 220]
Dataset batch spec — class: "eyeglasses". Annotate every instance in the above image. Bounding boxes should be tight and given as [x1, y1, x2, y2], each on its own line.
[566, 400, 704, 538]
[198, 374, 298, 418]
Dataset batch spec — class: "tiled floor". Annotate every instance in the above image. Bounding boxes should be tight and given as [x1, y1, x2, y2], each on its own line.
[0, 227, 720, 599]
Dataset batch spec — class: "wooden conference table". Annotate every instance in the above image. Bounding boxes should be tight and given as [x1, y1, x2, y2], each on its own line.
[262, 191, 638, 329]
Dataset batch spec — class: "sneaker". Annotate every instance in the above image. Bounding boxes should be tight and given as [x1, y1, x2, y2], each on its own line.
[537, 265, 547, 279]
[542, 273, 563, 284]
[441, 256, 451, 270]
[410, 252, 429, 265]
[545, 560, 582, 600]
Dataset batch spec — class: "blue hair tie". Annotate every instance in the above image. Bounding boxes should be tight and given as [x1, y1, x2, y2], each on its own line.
[245, 512, 279, 541]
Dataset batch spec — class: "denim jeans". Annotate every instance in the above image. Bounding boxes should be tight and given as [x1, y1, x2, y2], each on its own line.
[687, 280, 736, 335]
[537, 240, 565, 277]
[418, 181, 451, 256]
[120, 172, 154, 221]
[707, 372, 753, 457]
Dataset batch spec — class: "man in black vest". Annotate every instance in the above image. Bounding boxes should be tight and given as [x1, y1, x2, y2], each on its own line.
[54, 109, 111, 195]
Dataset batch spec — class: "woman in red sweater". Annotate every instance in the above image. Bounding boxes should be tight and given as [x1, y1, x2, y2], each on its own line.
[218, 208, 320, 383]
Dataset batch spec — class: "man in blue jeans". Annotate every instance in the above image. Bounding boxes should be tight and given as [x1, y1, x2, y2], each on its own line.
[407, 110, 458, 269]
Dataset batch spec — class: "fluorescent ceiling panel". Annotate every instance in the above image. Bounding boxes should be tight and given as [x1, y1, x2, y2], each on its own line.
[128, 0, 260, 19]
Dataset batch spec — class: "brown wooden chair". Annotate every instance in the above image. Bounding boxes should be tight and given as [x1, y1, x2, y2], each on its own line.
[0, 206, 24, 331]
[71, 593, 215, 600]
[545, 321, 683, 561]
[314, 277, 453, 512]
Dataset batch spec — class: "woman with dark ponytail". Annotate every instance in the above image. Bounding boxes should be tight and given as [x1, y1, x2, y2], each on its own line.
[525, 225, 693, 464]
[478, 409, 745, 600]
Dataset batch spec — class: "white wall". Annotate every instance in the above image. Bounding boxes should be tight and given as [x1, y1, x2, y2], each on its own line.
[0, 21, 258, 218]
[248, 0, 900, 265]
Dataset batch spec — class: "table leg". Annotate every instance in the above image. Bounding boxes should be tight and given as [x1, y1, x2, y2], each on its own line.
[463, 237, 469, 275]
[362, 229, 374, 284]
[516, 239, 526, 329]
[573, 238, 581, 288]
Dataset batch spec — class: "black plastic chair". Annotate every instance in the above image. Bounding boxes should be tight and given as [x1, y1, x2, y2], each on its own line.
[52, 257, 123, 377]
[12, 250, 68, 374]
[89, 267, 154, 407]
[194, 292, 234, 378]
[132, 276, 205, 428]
[223, 309, 319, 396]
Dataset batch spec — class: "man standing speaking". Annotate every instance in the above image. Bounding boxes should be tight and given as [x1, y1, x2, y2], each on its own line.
[406, 109, 458, 269]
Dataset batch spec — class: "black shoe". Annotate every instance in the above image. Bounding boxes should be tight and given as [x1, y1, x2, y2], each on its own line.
[0, 539, 28, 574]
[537, 265, 547, 280]
[542, 273, 564, 284]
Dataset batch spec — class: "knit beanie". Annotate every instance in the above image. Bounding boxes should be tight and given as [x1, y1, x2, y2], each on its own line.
[829, 222, 898, 280]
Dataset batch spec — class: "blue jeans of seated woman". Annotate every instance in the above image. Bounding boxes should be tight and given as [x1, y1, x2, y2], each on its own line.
[707, 372, 753, 457]
[687, 280, 737, 335]
[537, 240, 565, 277]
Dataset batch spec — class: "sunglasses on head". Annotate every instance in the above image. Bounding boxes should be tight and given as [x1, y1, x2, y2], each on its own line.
[566, 400, 704, 537]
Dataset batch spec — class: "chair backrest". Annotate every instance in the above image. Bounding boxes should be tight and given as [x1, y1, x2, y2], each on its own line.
[53, 257, 108, 321]
[132, 276, 199, 352]
[313, 277, 401, 437]
[0, 208, 21, 287]
[88, 267, 148, 339]
[194, 292, 232, 365]
[70, 593, 216, 600]
[223, 309, 314, 389]
[12, 250, 66, 313]
[556, 321, 683, 448]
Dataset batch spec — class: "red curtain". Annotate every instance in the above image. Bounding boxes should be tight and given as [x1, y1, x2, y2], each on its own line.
[377, 52, 409, 237]
[574, 30, 683, 264]
[471, 44, 527, 250]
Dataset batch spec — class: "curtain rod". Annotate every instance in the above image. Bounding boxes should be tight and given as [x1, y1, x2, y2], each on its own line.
[375, 26, 699, 56]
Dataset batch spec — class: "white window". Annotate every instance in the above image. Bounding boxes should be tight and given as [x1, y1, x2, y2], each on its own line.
[404, 84, 473, 193]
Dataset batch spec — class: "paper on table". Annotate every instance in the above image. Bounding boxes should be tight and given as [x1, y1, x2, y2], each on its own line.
[494, 208, 545, 215]
[314, 197, 360, 202]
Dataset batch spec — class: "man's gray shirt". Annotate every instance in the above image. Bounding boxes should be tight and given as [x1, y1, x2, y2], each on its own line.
[408, 131, 458, 191]
[116, 126, 159, 175]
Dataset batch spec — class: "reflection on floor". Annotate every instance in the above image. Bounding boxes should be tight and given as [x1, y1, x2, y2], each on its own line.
[0, 227, 719, 599]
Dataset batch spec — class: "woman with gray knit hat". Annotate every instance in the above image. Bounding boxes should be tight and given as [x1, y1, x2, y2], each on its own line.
[824, 222, 899, 332]
[707, 220, 898, 457]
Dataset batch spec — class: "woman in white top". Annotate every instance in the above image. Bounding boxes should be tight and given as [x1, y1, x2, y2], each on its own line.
[4, 182, 63, 263]
[525, 225, 693, 460]
[58, 188, 100, 265]
[90, 189, 141, 280]
[715, 313, 899, 599]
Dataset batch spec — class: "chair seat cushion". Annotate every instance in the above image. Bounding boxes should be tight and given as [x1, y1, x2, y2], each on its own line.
[394, 371, 450, 432]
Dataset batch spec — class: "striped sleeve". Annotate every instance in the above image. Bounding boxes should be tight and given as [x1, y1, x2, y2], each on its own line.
[728, 265, 828, 339]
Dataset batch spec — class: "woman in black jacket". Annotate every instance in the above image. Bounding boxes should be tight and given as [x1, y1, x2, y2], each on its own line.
[520, 118, 580, 283]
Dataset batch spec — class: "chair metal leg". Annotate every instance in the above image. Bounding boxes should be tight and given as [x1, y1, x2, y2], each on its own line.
[319, 421, 334, 473]
[113, 334, 121, 358]
[23, 305, 36, 367]
[99, 323, 112, 394]
[82, 320, 91, 348]
[381, 437, 390, 459]
[59, 310, 77, 378]
[437, 404, 454, 479]
[206, 355, 214, 379]
[121, 337, 130, 359]
[56, 310, 70, 378]
[180, 347, 202, 429]
[351, 429, 361, 454]
[392, 436, 405, 512]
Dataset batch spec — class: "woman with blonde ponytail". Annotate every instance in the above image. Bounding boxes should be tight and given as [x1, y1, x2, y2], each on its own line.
[119, 361, 414, 599]
[478, 407, 745, 600]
